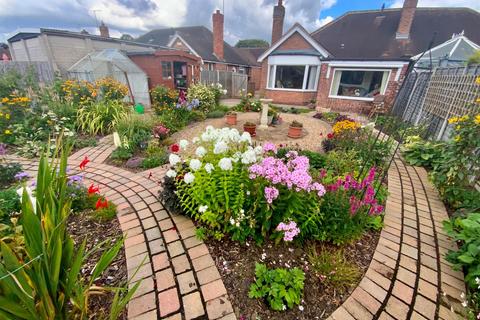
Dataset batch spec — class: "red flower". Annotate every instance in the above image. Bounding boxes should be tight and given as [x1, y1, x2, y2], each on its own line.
[327, 133, 334, 139]
[79, 156, 90, 170]
[88, 183, 100, 195]
[95, 198, 109, 210]
[170, 144, 180, 153]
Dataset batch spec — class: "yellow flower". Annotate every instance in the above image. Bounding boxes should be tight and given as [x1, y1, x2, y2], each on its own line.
[5, 113, 10, 120]
[476, 76, 480, 85]
[475, 115, 480, 125]
[4, 129, 12, 135]
[454, 135, 461, 142]
[456, 125, 461, 130]
[448, 117, 459, 124]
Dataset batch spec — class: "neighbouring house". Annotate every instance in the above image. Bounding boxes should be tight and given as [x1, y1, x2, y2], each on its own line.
[234, 47, 267, 92]
[128, 49, 201, 91]
[68, 49, 151, 106]
[136, 10, 261, 89]
[7, 25, 169, 75]
[258, 0, 480, 113]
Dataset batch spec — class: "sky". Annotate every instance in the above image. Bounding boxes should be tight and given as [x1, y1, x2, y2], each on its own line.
[0, 0, 479, 45]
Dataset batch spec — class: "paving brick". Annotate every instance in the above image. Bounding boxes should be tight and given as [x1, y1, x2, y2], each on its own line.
[156, 268, 175, 291]
[145, 227, 162, 241]
[130, 309, 157, 320]
[148, 238, 165, 254]
[179, 227, 197, 239]
[366, 268, 391, 290]
[330, 306, 355, 320]
[177, 271, 198, 294]
[206, 294, 234, 319]
[351, 287, 381, 314]
[131, 276, 155, 298]
[158, 218, 174, 231]
[192, 254, 215, 272]
[163, 313, 182, 320]
[172, 254, 191, 274]
[128, 292, 156, 318]
[184, 236, 203, 249]
[163, 229, 180, 243]
[197, 265, 222, 285]
[131, 263, 153, 283]
[183, 291, 205, 320]
[385, 295, 409, 320]
[152, 252, 169, 271]
[201, 279, 227, 301]
[392, 280, 414, 304]
[360, 277, 388, 302]
[125, 234, 146, 248]
[125, 242, 148, 260]
[188, 244, 210, 260]
[414, 294, 436, 319]
[158, 287, 180, 317]
[167, 241, 185, 258]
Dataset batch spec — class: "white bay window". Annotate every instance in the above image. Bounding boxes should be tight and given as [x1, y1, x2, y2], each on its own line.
[329, 69, 390, 100]
[266, 55, 321, 91]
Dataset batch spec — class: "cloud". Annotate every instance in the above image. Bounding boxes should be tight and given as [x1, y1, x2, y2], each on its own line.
[390, 0, 480, 11]
[0, 0, 337, 44]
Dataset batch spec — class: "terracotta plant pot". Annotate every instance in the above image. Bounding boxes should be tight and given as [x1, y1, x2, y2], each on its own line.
[225, 113, 237, 125]
[243, 124, 257, 137]
[288, 125, 303, 138]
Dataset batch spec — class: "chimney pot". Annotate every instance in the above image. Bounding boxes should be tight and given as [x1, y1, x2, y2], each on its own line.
[212, 10, 224, 60]
[271, 0, 285, 45]
[396, 0, 417, 40]
[99, 21, 110, 38]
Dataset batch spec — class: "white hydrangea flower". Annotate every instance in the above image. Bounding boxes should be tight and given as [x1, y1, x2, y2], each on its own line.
[169, 154, 181, 166]
[184, 172, 195, 184]
[213, 141, 228, 154]
[166, 169, 177, 178]
[230, 218, 235, 225]
[195, 146, 207, 158]
[218, 157, 233, 171]
[204, 163, 214, 173]
[241, 149, 257, 164]
[240, 132, 251, 144]
[179, 139, 189, 150]
[254, 146, 263, 155]
[198, 205, 208, 213]
[189, 159, 202, 171]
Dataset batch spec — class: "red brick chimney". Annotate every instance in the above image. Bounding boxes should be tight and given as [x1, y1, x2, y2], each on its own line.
[99, 21, 109, 37]
[212, 10, 224, 60]
[396, 0, 417, 40]
[271, 0, 285, 45]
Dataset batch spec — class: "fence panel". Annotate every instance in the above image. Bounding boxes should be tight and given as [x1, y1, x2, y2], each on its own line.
[394, 65, 480, 140]
[200, 70, 247, 98]
[0, 61, 55, 84]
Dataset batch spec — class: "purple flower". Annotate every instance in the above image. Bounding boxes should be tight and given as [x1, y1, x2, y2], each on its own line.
[67, 174, 83, 186]
[262, 142, 277, 154]
[14, 172, 30, 180]
[0, 143, 7, 156]
[264, 186, 279, 204]
[276, 221, 300, 241]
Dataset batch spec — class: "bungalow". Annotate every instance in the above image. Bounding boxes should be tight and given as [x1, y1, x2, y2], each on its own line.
[258, 0, 480, 113]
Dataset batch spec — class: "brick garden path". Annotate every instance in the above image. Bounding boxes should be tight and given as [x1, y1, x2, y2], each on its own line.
[6, 144, 465, 319]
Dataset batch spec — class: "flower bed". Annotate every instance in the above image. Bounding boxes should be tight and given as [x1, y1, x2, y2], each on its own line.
[160, 124, 387, 317]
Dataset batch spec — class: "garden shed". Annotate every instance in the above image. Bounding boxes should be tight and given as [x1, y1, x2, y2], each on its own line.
[68, 49, 151, 106]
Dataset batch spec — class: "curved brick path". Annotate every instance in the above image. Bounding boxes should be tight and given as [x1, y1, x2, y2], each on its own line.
[6, 144, 465, 319]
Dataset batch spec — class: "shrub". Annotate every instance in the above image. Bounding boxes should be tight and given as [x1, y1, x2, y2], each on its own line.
[115, 114, 153, 151]
[142, 153, 168, 169]
[94, 77, 129, 101]
[0, 162, 22, 188]
[76, 100, 129, 135]
[110, 148, 133, 161]
[59, 79, 97, 106]
[151, 86, 178, 114]
[206, 110, 226, 118]
[73, 136, 97, 150]
[401, 136, 444, 168]
[93, 201, 117, 221]
[187, 83, 216, 113]
[0, 188, 21, 221]
[234, 93, 262, 112]
[248, 263, 305, 311]
[159, 175, 183, 214]
[308, 246, 360, 291]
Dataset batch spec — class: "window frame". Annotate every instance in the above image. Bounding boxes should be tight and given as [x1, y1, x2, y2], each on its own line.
[161, 61, 172, 80]
[328, 68, 392, 101]
[266, 64, 320, 92]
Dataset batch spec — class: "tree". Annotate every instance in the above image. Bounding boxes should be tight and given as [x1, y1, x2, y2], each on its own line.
[235, 39, 269, 48]
[120, 34, 134, 41]
[467, 50, 480, 65]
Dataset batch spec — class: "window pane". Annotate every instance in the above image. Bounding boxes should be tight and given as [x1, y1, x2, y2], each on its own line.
[335, 70, 385, 97]
[162, 62, 172, 79]
[275, 65, 305, 89]
[268, 65, 275, 88]
[306, 66, 318, 90]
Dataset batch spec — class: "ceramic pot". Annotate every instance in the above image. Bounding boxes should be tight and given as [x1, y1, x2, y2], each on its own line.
[288, 126, 302, 138]
[225, 113, 237, 125]
[243, 124, 257, 137]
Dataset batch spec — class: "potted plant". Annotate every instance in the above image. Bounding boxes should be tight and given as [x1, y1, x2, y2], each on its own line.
[288, 120, 303, 138]
[243, 121, 257, 137]
[267, 108, 277, 125]
[225, 111, 237, 125]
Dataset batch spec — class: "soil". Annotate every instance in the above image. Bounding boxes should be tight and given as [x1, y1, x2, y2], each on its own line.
[67, 210, 127, 319]
[206, 231, 379, 320]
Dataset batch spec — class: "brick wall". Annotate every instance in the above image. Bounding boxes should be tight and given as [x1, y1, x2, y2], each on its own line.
[249, 66, 262, 91]
[264, 89, 316, 105]
[271, 1, 285, 44]
[315, 64, 409, 114]
[212, 10, 224, 60]
[129, 54, 200, 90]
[277, 32, 314, 50]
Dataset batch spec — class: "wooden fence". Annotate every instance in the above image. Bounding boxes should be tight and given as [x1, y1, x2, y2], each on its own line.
[0, 61, 55, 84]
[200, 70, 248, 98]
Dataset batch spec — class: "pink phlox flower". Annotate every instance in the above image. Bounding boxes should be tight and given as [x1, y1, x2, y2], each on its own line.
[262, 142, 277, 154]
